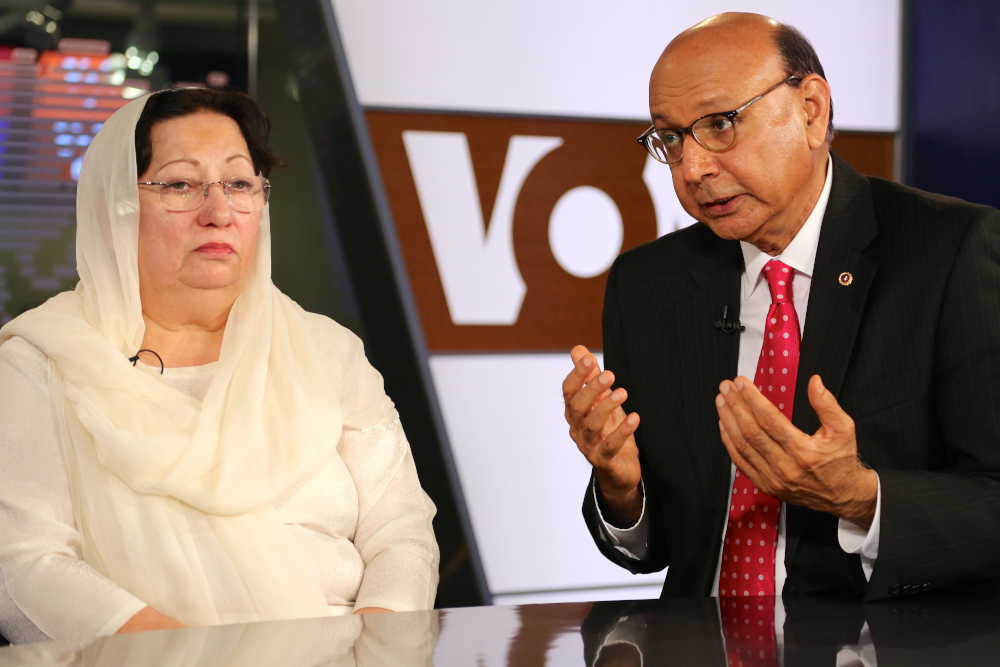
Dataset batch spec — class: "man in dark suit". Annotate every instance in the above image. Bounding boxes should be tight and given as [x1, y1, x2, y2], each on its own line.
[563, 12, 1000, 602]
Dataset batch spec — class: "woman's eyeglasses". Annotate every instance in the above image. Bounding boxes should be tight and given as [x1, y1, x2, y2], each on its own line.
[138, 174, 271, 213]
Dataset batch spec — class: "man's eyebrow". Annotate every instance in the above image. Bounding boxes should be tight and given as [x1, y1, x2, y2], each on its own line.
[651, 98, 736, 128]
[225, 153, 252, 163]
[695, 96, 735, 111]
[651, 111, 681, 127]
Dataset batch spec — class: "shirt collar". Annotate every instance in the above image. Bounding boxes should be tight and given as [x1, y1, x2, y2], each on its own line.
[740, 154, 833, 300]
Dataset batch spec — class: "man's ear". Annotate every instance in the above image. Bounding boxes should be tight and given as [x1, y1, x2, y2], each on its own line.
[799, 73, 832, 150]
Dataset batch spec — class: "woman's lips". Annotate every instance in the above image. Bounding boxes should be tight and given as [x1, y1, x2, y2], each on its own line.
[704, 194, 744, 216]
[195, 242, 234, 255]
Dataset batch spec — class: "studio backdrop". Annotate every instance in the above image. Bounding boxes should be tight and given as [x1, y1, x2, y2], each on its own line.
[284, 0, 903, 606]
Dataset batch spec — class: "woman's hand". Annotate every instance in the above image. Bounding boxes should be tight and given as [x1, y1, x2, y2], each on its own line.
[116, 606, 185, 633]
[354, 607, 391, 615]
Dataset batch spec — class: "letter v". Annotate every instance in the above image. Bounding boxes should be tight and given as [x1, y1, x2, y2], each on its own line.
[403, 131, 563, 325]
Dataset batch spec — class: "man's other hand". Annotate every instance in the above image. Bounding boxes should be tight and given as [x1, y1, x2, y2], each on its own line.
[564, 345, 643, 526]
[716, 374, 878, 527]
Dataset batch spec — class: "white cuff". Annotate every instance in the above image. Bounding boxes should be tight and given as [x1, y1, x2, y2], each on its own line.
[593, 478, 649, 560]
[837, 474, 881, 581]
[835, 621, 876, 667]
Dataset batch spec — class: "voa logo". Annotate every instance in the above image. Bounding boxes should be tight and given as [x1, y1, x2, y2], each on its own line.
[366, 112, 697, 349]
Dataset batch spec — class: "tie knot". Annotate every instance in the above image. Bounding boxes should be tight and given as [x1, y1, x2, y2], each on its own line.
[763, 260, 793, 304]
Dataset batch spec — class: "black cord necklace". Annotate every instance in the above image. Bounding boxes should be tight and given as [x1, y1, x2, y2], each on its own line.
[128, 349, 164, 374]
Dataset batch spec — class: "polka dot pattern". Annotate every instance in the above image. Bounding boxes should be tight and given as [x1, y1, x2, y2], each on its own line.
[720, 259, 799, 599]
[721, 597, 777, 667]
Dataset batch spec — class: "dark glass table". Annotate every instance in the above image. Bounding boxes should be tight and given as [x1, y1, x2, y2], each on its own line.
[2, 592, 999, 665]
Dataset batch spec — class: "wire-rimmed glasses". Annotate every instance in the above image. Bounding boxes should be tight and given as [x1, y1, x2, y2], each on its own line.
[138, 174, 272, 213]
[638, 76, 801, 165]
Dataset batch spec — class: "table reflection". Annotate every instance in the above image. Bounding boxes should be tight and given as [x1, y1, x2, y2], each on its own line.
[3, 591, 1000, 666]
[583, 592, 1000, 667]
[0, 611, 438, 667]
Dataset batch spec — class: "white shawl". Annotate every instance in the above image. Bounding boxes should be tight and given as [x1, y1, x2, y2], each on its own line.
[0, 94, 394, 626]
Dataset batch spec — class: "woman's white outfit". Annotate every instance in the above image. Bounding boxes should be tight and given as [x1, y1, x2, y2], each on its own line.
[0, 94, 439, 647]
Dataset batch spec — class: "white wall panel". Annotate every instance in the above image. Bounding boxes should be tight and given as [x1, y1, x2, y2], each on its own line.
[332, 0, 901, 130]
[428, 354, 665, 596]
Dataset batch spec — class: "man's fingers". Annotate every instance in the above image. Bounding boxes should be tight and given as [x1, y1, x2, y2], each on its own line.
[570, 344, 591, 366]
[716, 392, 773, 475]
[562, 348, 602, 404]
[807, 375, 855, 437]
[596, 412, 640, 461]
[584, 387, 628, 434]
[568, 369, 615, 425]
[719, 379, 785, 461]
[732, 376, 800, 448]
[718, 420, 765, 488]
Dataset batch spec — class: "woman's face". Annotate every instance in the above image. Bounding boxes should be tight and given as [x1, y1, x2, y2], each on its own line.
[137, 111, 260, 300]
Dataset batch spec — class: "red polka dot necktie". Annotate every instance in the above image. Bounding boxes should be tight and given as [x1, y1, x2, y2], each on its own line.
[720, 259, 799, 597]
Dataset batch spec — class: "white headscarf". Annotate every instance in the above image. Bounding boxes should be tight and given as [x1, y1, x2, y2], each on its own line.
[0, 93, 394, 626]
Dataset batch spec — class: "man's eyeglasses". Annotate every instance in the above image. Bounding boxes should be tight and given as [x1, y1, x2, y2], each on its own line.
[638, 76, 801, 165]
[138, 174, 272, 213]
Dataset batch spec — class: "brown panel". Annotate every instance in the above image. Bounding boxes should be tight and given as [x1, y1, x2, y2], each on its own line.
[367, 111, 897, 353]
[367, 111, 657, 352]
[830, 132, 896, 181]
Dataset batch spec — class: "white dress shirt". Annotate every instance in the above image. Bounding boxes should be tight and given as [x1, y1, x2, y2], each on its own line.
[595, 156, 882, 592]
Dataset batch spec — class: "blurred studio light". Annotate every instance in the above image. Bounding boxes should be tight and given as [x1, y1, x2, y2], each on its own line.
[0, 0, 73, 50]
[124, 0, 162, 85]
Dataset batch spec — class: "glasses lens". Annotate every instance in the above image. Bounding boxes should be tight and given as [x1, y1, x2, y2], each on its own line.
[692, 114, 736, 151]
[155, 176, 270, 212]
[226, 176, 268, 213]
[158, 180, 202, 211]
[646, 129, 683, 164]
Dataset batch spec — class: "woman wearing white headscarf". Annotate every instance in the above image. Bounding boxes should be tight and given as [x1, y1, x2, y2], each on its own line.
[0, 89, 439, 646]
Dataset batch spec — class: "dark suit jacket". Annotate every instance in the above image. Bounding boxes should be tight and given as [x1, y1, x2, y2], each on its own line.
[583, 152, 1000, 602]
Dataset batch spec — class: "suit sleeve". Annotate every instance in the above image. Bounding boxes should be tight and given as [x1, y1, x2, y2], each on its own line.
[867, 207, 1000, 600]
[582, 258, 669, 574]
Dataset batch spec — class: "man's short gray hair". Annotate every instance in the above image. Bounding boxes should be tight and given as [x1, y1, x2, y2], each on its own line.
[774, 24, 836, 144]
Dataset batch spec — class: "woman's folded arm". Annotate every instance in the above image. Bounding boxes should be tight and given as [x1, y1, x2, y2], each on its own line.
[0, 338, 147, 645]
[340, 420, 440, 612]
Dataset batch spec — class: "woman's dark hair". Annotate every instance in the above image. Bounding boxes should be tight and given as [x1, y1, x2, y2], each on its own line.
[773, 24, 835, 143]
[134, 88, 284, 178]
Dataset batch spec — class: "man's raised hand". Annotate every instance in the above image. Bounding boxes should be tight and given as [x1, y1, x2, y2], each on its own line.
[715, 374, 878, 527]
[563, 345, 643, 526]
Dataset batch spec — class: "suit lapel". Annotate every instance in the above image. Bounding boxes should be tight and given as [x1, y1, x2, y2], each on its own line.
[675, 233, 743, 565]
[785, 152, 880, 571]
[792, 153, 880, 432]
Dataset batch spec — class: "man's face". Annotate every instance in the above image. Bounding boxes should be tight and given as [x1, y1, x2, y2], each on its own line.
[649, 36, 819, 247]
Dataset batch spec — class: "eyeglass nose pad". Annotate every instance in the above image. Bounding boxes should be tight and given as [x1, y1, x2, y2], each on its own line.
[201, 182, 235, 214]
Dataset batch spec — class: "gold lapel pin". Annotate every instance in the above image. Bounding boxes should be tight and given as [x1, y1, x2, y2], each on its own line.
[838, 272, 853, 286]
